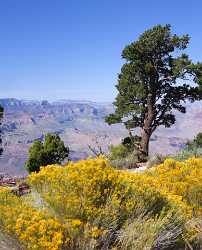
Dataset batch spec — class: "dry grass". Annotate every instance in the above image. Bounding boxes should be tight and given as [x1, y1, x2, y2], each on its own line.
[117, 211, 184, 250]
[0, 231, 25, 250]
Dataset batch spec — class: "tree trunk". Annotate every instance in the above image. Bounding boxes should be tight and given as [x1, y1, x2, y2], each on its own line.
[140, 93, 155, 158]
[140, 128, 151, 157]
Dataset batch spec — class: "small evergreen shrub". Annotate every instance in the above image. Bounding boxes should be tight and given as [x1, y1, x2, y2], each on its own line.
[191, 132, 202, 148]
[174, 146, 202, 161]
[173, 132, 202, 161]
[25, 133, 69, 173]
[108, 144, 129, 160]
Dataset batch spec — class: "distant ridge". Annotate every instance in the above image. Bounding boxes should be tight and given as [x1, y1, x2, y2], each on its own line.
[0, 98, 201, 175]
[0, 98, 111, 107]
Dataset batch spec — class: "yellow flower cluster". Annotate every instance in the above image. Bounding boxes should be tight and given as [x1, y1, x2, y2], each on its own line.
[28, 158, 169, 222]
[1, 157, 202, 249]
[27, 158, 171, 248]
[0, 189, 64, 250]
[144, 157, 202, 216]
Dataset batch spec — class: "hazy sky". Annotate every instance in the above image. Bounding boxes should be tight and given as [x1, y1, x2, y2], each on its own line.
[1, 0, 202, 102]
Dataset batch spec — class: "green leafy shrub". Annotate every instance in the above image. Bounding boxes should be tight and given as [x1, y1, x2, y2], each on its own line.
[194, 132, 202, 147]
[108, 144, 129, 161]
[108, 134, 148, 168]
[122, 135, 141, 152]
[25, 133, 69, 173]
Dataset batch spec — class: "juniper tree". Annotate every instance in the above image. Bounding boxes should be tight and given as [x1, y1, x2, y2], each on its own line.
[106, 25, 202, 157]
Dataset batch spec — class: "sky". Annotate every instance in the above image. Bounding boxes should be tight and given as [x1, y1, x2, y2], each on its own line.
[1, 0, 202, 102]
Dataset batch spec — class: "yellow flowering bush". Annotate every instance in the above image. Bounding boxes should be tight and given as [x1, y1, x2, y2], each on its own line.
[0, 157, 202, 249]
[27, 158, 179, 249]
[0, 189, 64, 250]
[144, 157, 202, 216]
[28, 158, 170, 222]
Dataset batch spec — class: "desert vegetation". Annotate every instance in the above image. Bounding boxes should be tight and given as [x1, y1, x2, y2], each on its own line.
[173, 133, 202, 162]
[0, 157, 202, 249]
[25, 133, 69, 173]
[0, 24, 202, 250]
[106, 24, 202, 160]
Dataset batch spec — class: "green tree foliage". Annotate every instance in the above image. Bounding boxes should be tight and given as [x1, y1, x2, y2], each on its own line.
[122, 135, 142, 152]
[185, 132, 202, 150]
[193, 132, 202, 147]
[173, 132, 202, 161]
[106, 25, 202, 157]
[25, 133, 69, 173]
[0, 105, 4, 156]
